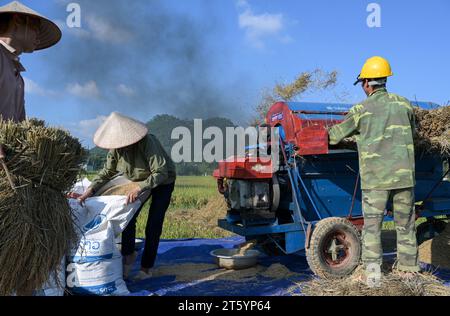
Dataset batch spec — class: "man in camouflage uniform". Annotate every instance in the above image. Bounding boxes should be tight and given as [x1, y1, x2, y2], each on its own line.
[328, 56, 420, 277]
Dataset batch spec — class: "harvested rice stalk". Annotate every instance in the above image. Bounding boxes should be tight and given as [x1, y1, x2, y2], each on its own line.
[0, 119, 86, 296]
[413, 106, 450, 156]
[300, 268, 450, 296]
[333, 106, 450, 157]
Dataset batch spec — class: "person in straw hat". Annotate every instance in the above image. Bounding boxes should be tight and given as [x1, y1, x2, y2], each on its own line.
[0, 1, 61, 122]
[0, 1, 61, 164]
[78, 112, 177, 281]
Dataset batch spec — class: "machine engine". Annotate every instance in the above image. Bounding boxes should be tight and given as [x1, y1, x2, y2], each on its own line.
[224, 178, 281, 225]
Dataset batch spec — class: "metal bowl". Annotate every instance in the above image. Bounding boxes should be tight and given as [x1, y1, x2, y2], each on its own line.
[210, 248, 260, 270]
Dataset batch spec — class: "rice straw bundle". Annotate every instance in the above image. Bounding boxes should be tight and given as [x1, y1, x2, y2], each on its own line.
[0, 119, 86, 296]
[333, 106, 450, 156]
[414, 106, 450, 156]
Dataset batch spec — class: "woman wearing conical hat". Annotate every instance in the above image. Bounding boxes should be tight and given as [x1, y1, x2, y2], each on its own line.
[78, 112, 177, 281]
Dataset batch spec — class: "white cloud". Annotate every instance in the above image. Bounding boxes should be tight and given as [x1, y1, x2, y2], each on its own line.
[57, 13, 132, 44]
[84, 15, 132, 44]
[71, 115, 107, 143]
[66, 81, 100, 99]
[54, 18, 91, 39]
[236, 0, 250, 8]
[237, 1, 293, 49]
[117, 84, 136, 97]
[23, 77, 57, 97]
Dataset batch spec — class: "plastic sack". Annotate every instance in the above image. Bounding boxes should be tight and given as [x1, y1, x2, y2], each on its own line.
[71, 178, 92, 195]
[66, 196, 142, 296]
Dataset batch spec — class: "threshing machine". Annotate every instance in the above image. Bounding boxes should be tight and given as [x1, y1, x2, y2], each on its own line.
[214, 101, 450, 278]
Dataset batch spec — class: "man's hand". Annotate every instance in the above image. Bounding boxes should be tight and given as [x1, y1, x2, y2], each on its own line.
[126, 187, 141, 205]
[78, 188, 94, 206]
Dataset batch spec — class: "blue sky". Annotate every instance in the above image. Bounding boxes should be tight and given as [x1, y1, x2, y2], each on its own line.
[6, 0, 450, 148]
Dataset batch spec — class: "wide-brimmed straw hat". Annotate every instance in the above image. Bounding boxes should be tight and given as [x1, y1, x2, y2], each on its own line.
[0, 1, 62, 50]
[94, 112, 149, 150]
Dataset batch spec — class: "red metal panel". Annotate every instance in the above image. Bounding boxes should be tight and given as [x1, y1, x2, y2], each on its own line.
[348, 217, 364, 231]
[214, 157, 274, 180]
[266, 102, 345, 156]
[215, 102, 348, 181]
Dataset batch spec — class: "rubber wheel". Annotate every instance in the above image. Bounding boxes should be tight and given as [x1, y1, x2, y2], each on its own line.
[306, 217, 361, 279]
[416, 220, 448, 245]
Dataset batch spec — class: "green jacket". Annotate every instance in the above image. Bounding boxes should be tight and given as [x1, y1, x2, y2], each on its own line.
[90, 134, 176, 193]
[328, 88, 416, 190]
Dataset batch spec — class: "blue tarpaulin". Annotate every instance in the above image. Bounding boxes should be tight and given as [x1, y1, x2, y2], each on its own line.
[126, 237, 450, 296]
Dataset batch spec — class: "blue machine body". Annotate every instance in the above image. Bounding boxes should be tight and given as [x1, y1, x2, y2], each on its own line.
[218, 102, 450, 255]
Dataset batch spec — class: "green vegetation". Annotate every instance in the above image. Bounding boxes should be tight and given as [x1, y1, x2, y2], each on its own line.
[82, 174, 229, 239]
[136, 176, 228, 239]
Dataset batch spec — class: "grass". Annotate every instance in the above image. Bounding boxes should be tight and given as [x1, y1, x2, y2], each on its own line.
[82, 173, 229, 239]
[135, 176, 229, 239]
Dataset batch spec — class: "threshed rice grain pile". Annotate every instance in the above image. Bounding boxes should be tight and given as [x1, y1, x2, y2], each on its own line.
[418, 223, 450, 270]
[101, 182, 141, 196]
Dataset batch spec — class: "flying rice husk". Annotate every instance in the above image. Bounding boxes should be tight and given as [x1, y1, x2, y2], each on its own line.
[0, 119, 86, 296]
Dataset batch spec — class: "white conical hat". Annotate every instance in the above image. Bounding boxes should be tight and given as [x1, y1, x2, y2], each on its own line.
[0, 1, 62, 50]
[94, 112, 149, 149]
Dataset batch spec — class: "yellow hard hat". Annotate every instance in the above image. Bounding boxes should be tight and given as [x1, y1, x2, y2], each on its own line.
[354, 56, 393, 85]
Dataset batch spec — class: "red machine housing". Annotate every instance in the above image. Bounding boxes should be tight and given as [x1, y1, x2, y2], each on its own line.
[214, 102, 346, 181]
[213, 157, 274, 180]
[266, 102, 345, 156]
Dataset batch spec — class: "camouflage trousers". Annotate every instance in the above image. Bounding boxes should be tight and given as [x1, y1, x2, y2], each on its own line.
[362, 188, 420, 272]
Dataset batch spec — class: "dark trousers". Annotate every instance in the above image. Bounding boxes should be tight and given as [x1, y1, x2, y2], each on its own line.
[121, 182, 175, 269]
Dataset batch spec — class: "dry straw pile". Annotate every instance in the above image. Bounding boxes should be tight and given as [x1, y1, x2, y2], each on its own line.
[414, 106, 450, 156]
[0, 119, 86, 296]
[335, 106, 450, 156]
[300, 268, 450, 296]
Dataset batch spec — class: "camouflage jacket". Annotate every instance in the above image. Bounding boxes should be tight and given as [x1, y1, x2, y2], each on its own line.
[328, 88, 416, 190]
